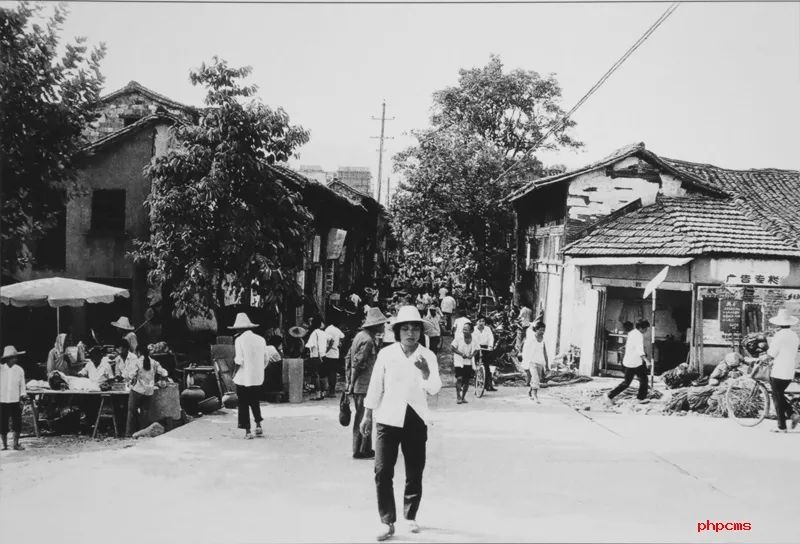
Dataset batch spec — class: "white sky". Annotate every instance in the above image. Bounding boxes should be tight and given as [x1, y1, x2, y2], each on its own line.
[21, 1, 800, 198]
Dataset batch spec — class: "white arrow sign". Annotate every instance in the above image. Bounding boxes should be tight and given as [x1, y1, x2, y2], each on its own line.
[643, 266, 670, 299]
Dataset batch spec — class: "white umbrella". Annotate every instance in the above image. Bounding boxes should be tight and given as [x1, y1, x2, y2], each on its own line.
[1, 277, 130, 334]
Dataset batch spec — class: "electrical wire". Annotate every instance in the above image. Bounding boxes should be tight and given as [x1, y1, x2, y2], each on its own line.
[497, 2, 681, 186]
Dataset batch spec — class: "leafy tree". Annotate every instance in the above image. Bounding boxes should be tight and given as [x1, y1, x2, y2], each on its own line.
[132, 57, 312, 322]
[0, 2, 106, 274]
[391, 55, 580, 294]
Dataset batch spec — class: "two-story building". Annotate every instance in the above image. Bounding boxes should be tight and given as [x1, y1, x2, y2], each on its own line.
[508, 143, 800, 376]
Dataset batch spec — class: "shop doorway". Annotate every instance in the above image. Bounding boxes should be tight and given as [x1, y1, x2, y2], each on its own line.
[598, 286, 691, 376]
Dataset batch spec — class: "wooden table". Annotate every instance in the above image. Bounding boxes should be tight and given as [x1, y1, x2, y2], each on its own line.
[26, 389, 130, 439]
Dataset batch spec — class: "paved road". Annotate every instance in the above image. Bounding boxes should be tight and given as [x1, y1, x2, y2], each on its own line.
[1, 386, 798, 543]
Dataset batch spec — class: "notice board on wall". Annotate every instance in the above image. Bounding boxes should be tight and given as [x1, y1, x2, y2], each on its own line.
[699, 287, 800, 345]
[720, 299, 743, 340]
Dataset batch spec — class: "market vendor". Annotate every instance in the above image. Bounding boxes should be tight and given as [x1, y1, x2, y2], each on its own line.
[46, 333, 85, 376]
[111, 316, 138, 355]
[108, 339, 138, 378]
[78, 347, 115, 384]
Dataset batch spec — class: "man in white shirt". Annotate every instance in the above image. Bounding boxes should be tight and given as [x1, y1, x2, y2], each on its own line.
[306, 317, 332, 401]
[452, 308, 470, 338]
[474, 315, 497, 392]
[440, 294, 457, 331]
[606, 319, 650, 403]
[78, 350, 115, 384]
[361, 306, 442, 541]
[1, 346, 27, 451]
[764, 309, 800, 432]
[230, 312, 270, 439]
[324, 320, 346, 398]
[109, 339, 138, 378]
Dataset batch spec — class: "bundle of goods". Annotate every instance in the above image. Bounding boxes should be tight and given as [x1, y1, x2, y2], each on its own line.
[665, 385, 727, 416]
[662, 363, 700, 389]
[541, 370, 592, 388]
[741, 333, 769, 357]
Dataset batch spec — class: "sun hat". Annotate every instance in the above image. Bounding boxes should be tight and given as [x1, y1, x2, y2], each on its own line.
[110, 316, 135, 331]
[288, 325, 308, 338]
[362, 307, 388, 329]
[769, 308, 799, 327]
[1, 346, 26, 360]
[391, 305, 426, 336]
[228, 312, 259, 330]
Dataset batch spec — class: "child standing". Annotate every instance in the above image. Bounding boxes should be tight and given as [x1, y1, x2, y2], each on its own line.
[1, 346, 28, 451]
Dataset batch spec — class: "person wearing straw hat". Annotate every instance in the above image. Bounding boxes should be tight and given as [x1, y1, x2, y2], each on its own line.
[345, 307, 387, 459]
[229, 312, 269, 439]
[111, 316, 138, 355]
[764, 309, 800, 432]
[1, 346, 28, 451]
[361, 305, 442, 541]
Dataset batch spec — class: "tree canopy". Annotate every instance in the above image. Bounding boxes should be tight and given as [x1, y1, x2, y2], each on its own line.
[0, 2, 106, 274]
[391, 55, 580, 294]
[132, 57, 312, 321]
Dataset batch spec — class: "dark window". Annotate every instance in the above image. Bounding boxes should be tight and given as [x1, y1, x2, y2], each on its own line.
[91, 190, 126, 232]
[33, 191, 66, 270]
[702, 296, 719, 320]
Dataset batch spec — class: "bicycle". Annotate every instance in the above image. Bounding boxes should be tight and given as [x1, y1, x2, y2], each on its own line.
[474, 348, 487, 398]
[725, 359, 800, 427]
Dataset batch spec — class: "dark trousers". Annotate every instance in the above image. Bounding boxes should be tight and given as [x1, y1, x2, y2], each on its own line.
[481, 350, 494, 389]
[126, 390, 152, 437]
[352, 393, 373, 456]
[236, 385, 263, 431]
[0, 402, 22, 434]
[442, 312, 452, 332]
[608, 363, 649, 400]
[375, 406, 427, 524]
[324, 357, 340, 395]
[770, 377, 795, 430]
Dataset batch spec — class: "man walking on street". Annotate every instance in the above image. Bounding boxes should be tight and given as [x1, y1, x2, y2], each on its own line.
[440, 292, 456, 332]
[345, 308, 387, 459]
[606, 319, 651, 404]
[361, 306, 442, 541]
[230, 313, 269, 439]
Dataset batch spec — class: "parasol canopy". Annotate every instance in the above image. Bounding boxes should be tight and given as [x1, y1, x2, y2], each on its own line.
[1, 277, 130, 308]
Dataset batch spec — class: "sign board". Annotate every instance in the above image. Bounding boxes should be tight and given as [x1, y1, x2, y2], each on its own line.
[719, 299, 743, 339]
[326, 229, 348, 259]
[710, 258, 789, 285]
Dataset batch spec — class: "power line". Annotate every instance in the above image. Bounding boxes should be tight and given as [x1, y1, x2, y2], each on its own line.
[496, 1, 681, 185]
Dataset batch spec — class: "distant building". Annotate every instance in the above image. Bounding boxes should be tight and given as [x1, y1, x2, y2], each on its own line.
[298, 165, 327, 185]
[335, 166, 373, 196]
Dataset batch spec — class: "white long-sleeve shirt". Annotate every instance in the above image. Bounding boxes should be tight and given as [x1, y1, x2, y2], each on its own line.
[474, 326, 494, 349]
[0, 364, 26, 403]
[233, 330, 269, 387]
[364, 342, 442, 427]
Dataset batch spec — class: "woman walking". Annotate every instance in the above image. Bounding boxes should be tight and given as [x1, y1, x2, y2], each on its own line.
[361, 306, 442, 541]
[451, 321, 477, 404]
[230, 312, 270, 439]
[345, 307, 387, 459]
[763, 309, 800, 432]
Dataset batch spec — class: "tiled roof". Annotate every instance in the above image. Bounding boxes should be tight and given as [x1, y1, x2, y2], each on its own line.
[97, 81, 199, 113]
[505, 142, 726, 202]
[563, 196, 800, 258]
[658, 157, 800, 248]
[82, 112, 182, 153]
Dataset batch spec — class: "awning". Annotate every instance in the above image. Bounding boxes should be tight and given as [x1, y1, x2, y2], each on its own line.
[567, 257, 693, 267]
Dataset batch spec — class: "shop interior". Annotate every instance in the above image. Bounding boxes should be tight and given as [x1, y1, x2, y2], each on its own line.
[600, 286, 691, 376]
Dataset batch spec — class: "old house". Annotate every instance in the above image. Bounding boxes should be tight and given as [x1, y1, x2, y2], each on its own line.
[508, 143, 800, 376]
[5, 81, 382, 362]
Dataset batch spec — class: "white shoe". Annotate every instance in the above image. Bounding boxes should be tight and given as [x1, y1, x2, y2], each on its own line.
[405, 520, 420, 534]
[376, 523, 395, 541]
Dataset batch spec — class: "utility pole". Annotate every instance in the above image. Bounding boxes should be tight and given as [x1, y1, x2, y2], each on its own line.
[386, 177, 391, 207]
[371, 101, 394, 203]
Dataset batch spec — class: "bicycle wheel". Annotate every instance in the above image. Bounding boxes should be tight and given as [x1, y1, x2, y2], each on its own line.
[474, 365, 486, 398]
[726, 377, 770, 426]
